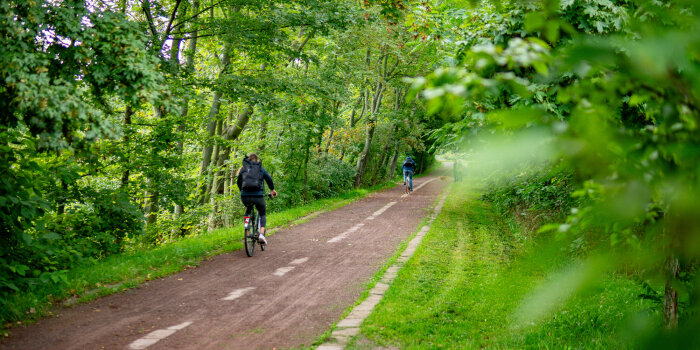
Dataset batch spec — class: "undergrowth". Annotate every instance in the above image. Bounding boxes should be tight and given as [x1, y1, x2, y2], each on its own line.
[354, 181, 655, 349]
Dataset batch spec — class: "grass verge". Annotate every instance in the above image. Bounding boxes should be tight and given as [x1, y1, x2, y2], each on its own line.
[305, 182, 451, 349]
[1, 180, 398, 334]
[352, 181, 655, 349]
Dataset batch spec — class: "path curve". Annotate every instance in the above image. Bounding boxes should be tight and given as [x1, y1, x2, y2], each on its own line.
[0, 171, 449, 350]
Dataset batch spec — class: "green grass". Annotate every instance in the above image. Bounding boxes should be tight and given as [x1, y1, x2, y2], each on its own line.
[1, 180, 398, 333]
[353, 182, 656, 349]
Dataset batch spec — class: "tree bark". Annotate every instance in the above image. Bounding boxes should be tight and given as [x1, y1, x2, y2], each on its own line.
[198, 47, 231, 202]
[355, 120, 375, 188]
[354, 77, 385, 188]
[663, 256, 680, 329]
[144, 105, 165, 225]
[371, 151, 388, 185]
[120, 105, 133, 187]
[387, 149, 399, 180]
[324, 126, 334, 154]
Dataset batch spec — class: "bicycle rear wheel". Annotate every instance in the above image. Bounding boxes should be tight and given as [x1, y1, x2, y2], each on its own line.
[244, 227, 255, 257]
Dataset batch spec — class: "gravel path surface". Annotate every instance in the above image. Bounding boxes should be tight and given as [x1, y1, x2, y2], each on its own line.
[0, 172, 448, 350]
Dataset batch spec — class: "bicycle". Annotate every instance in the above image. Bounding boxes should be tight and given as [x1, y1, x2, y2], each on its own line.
[403, 171, 414, 195]
[243, 194, 272, 257]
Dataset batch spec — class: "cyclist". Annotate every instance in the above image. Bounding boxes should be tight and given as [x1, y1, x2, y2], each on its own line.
[402, 156, 416, 192]
[236, 153, 277, 244]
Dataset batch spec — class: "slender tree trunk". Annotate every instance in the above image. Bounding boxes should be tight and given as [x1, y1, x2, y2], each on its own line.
[387, 149, 399, 180]
[205, 106, 254, 228]
[145, 189, 159, 225]
[324, 127, 334, 154]
[144, 105, 165, 226]
[198, 47, 231, 202]
[371, 152, 388, 185]
[259, 115, 268, 153]
[350, 92, 365, 128]
[355, 121, 375, 188]
[355, 78, 385, 188]
[664, 256, 680, 329]
[120, 105, 133, 187]
[302, 143, 310, 202]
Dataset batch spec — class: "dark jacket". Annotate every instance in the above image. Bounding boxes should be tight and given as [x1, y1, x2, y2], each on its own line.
[237, 166, 275, 197]
[402, 157, 416, 172]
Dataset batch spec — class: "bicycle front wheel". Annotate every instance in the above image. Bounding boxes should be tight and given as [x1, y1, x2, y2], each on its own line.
[244, 228, 255, 257]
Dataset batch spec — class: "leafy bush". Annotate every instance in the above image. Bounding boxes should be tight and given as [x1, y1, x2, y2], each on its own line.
[482, 165, 577, 231]
[307, 154, 357, 199]
[0, 188, 142, 320]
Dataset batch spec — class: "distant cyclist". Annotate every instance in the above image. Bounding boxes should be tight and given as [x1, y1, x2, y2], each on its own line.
[236, 153, 277, 244]
[402, 156, 416, 192]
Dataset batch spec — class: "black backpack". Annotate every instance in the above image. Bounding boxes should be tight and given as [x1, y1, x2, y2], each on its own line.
[241, 157, 263, 192]
[404, 157, 415, 168]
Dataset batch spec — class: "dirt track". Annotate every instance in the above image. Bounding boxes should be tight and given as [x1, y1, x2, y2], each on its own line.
[0, 173, 448, 350]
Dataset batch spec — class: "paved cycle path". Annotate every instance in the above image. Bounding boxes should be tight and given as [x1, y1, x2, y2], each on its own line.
[0, 171, 449, 350]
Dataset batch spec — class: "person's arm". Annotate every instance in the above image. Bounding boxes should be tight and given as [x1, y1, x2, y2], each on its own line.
[262, 168, 277, 196]
[236, 167, 243, 190]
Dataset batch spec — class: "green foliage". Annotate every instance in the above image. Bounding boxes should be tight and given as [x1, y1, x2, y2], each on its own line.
[482, 165, 577, 228]
[307, 155, 357, 199]
[408, 0, 700, 344]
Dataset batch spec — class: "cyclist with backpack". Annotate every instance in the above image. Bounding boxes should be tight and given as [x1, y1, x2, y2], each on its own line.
[236, 153, 277, 244]
[402, 156, 416, 192]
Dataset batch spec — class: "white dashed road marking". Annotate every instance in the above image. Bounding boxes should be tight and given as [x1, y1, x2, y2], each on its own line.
[273, 257, 310, 276]
[273, 266, 295, 277]
[366, 201, 397, 220]
[128, 321, 193, 349]
[401, 178, 437, 198]
[329, 178, 437, 243]
[290, 257, 309, 265]
[221, 287, 256, 301]
[328, 223, 364, 243]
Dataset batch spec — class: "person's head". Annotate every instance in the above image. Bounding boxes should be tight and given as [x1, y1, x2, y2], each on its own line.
[248, 153, 259, 162]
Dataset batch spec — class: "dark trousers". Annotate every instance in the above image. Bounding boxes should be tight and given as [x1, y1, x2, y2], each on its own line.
[241, 196, 267, 228]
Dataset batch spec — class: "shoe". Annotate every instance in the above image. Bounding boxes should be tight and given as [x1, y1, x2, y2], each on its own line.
[403, 181, 406, 186]
[258, 233, 267, 244]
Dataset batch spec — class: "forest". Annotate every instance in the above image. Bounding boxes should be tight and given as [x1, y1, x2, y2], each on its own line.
[2, 0, 700, 347]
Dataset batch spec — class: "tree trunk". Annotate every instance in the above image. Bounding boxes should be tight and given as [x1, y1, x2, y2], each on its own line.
[198, 48, 231, 201]
[371, 152, 388, 185]
[302, 142, 311, 202]
[120, 105, 133, 187]
[259, 115, 268, 153]
[354, 78, 385, 188]
[663, 256, 680, 329]
[144, 105, 165, 226]
[145, 189, 159, 225]
[324, 126, 334, 154]
[354, 121, 375, 188]
[205, 105, 254, 225]
[387, 149, 399, 180]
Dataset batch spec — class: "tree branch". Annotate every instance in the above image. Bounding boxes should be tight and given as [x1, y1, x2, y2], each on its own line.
[162, 0, 183, 46]
[141, 0, 158, 39]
